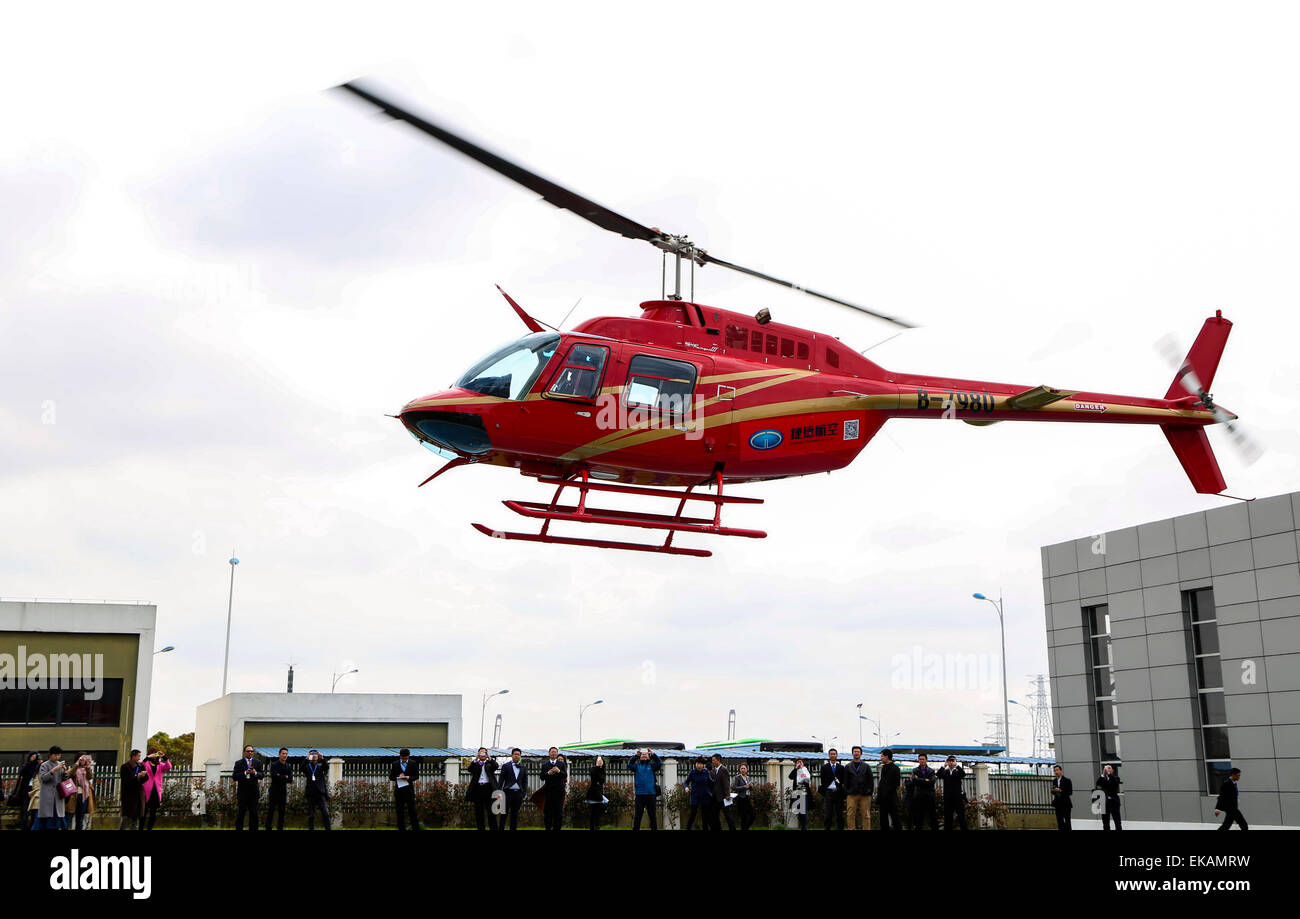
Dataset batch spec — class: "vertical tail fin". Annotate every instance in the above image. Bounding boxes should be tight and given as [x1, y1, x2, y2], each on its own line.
[1161, 425, 1226, 494]
[1165, 310, 1232, 399]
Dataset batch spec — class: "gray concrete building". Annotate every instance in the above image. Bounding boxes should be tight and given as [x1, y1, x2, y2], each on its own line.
[1042, 491, 1300, 827]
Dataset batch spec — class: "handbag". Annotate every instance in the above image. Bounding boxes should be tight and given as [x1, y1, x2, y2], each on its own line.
[57, 778, 78, 799]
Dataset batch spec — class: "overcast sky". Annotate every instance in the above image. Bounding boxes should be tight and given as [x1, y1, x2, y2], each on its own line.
[3, 2, 1298, 754]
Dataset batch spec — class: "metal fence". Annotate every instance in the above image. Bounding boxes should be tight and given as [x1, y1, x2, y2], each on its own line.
[3, 757, 1057, 822]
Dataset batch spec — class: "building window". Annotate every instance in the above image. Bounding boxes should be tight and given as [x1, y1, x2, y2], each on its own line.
[1084, 604, 1121, 769]
[1184, 587, 1230, 793]
[0, 679, 123, 727]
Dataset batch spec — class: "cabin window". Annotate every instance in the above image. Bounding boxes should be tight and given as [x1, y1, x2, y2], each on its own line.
[547, 343, 609, 400]
[750, 330, 763, 351]
[624, 354, 699, 419]
[765, 334, 778, 356]
[780, 338, 795, 358]
[725, 324, 749, 350]
[826, 346, 840, 369]
[797, 342, 809, 361]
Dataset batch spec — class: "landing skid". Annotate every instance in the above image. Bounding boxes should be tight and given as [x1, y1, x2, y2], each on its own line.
[472, 469, 765, 557]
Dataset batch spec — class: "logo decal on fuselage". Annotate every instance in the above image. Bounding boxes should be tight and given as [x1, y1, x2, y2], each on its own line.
[748, 429, 784, 451]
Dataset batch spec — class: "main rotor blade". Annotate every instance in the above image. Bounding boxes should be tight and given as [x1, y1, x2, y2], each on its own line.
[701, 252, 915, 328]
[334, 80, 915, 328]
[335, 81, 665, 243]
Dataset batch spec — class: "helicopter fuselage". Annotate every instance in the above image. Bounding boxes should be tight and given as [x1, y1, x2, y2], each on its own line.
[400, 299, 1223, 488]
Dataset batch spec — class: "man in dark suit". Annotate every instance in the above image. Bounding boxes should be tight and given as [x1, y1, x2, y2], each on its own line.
[1095, 764, 1122, 830]
[539, 747, 567, 831]
[231, 745, 263, 831]
[302, 749, 331, 830]
[1051, 764, 1072, 830]
[937, 755, 967, 830]
[388, 748, 421, 830]
[820, 748, 847, 830]
[909, 753, 938, 830]
[1214, 767, 1247, 830]
[265, 747, 293, 831]
[497, 748, 528, 831]
[708, 753, 734, 830]
[466, 747, 500, 831]
[877, 748, 902, 831]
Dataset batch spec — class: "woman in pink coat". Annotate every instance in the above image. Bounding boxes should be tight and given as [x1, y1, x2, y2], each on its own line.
[139, 751, 172, 830]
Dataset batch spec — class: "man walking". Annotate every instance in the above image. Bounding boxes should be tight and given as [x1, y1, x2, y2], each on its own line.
[302, 749, 331, 830]
[497, 748, 528, 831]
[1214, 767, 1247, 830]
[709, 753, 734, 830]
[1051, 764, 1072, 830]
[937, 755, 967, 830]
[389, 748, 421, 830]
[626, 747, 660, 831]
[909, 753, 937, 830]
[265, 747, 293, 831]
[467, 747, 500, 831]
[843, 746, 874, 830]
[540, 747, 567, 831]
[820, 748, 846, 830]
[232, 744, 263, 831]
[877, 748, 902, 831]
[1095, 764, 1122, 830]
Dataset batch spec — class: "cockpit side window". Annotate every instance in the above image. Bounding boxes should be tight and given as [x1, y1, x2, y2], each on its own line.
[546, 343, 609, 400]
[623, 354, 698, 420]
[456, 332, 560, 400]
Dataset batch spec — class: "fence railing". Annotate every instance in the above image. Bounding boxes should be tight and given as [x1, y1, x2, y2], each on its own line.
[3, 759, 1057, 820]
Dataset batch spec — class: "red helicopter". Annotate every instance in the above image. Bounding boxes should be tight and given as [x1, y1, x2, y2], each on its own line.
[337, 82, 1253, 558]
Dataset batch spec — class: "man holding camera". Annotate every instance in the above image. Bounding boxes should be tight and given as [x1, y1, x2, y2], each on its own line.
[467, 747, 500, 831]
[231, 745, 263, 831]
[303, 749, 332, 830]
[266, 747, 293, 831]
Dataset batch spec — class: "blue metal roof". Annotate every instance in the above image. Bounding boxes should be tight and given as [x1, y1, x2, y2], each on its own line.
[252, 745, 1054, 766]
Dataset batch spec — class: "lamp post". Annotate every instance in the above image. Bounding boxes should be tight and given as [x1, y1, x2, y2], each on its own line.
[154, 646, 174, 655]
[859, 712, 884, 748]
[579, 699, 604, 742]
[332, 669, 358, 693]
[480, 689, 509, 748]
[973, 591, 1010, 760]
[812, 734, 837, 751]
[221, 557, 239, 697]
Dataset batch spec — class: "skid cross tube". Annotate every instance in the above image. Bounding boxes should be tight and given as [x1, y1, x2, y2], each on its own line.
[471, 467, 765, 556]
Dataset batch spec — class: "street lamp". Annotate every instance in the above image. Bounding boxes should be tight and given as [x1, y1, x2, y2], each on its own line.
[154, 646, 174, 655]
[812, 735, 837, 751]
[332, 669, 358, 693]
[973, 591, 1010, 760]
[579, 699, 604, 742]
[221, 557, 239, 697]
[480, 689, 509, 747]
[859, 712, 884, 748]
[1009, 698, 1037, 757]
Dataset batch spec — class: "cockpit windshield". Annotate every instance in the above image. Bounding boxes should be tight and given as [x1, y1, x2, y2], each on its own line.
[455, 332, 561, 400]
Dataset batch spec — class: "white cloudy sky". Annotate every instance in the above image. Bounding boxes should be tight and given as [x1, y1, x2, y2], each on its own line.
[2, 2, 1298, 754]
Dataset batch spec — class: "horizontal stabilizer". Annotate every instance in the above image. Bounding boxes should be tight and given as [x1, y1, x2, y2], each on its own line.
[1006, 385, 1072, 410]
